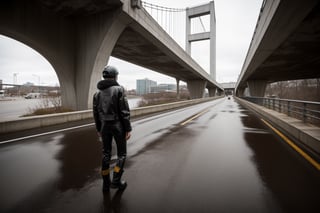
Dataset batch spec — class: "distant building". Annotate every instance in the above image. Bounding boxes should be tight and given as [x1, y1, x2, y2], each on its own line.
[136, 78, 157, 95]
[151, 84, 176, 93]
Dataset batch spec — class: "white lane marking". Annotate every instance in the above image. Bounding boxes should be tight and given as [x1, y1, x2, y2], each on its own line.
[0, 123, 94, 145]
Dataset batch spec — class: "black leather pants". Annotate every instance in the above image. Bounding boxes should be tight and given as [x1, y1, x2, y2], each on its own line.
[101, 121, 127, 173]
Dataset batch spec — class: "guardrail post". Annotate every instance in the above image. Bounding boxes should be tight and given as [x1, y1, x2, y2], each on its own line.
[303, 102, 307, 123]
[272, 99, 275, 110]
[268, 98, 271, 109]
[279, 100, 282, 113]
[241, 97, 319, 126]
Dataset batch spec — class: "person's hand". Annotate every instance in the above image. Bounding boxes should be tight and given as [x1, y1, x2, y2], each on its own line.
[97, 132, 102, 142]
[126, 132, 131, 140]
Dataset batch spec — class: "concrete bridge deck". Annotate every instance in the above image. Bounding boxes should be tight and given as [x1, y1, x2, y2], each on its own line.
[0, 98, 319, 212]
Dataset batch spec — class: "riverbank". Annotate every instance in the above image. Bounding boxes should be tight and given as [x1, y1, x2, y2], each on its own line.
[0, 96, 142, 121]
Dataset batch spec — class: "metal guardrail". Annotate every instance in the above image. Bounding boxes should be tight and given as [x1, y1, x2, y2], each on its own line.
[242, 97, 320, 126]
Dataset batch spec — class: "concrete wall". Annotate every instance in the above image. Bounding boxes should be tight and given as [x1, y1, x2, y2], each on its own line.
[0, 97, 222, 134]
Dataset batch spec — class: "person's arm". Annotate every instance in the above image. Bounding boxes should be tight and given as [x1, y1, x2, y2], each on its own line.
[126, 132, 131, 140]
[119, 87, 132, 134]
[93, 92, 102, 132]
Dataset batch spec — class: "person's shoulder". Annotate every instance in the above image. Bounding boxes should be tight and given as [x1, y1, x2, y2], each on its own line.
[93, 91, 101, 98]
[113, 85, 126, 97]
[113, 84, 125, 91]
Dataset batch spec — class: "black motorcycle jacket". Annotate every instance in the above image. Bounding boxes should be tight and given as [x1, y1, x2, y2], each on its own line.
[93, 79, 132, 133]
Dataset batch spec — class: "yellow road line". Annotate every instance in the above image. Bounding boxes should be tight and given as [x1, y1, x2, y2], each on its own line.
[261, 119, 320, 171]
[180, 108, 210, 126]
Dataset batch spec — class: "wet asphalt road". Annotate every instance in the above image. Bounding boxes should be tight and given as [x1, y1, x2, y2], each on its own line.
[0, 97, 319, 213]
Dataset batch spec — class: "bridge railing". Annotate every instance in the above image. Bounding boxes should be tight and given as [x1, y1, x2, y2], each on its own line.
[242, 97, 320, 126]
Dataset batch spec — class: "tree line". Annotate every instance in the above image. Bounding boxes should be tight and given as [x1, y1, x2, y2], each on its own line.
[265, 78, 320, 102]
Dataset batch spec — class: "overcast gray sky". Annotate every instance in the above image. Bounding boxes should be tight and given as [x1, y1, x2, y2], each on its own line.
[0, 0, 262, 90]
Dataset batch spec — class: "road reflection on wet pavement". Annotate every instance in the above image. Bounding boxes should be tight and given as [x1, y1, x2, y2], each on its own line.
[0, 97, 319, 213]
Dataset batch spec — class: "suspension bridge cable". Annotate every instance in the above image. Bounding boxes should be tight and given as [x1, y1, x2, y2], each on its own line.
[141, 1, 186, 12]
[141, 1, 187, 47]
[199, 16, 206, 32]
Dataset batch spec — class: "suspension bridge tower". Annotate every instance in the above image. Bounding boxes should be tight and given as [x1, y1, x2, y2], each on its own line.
[186, 1, 216, 80]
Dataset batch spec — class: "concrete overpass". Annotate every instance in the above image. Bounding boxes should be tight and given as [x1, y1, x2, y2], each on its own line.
[0, 0, 223, 110]
[236, 0, 320, 97]
[221, 82, 236, 95]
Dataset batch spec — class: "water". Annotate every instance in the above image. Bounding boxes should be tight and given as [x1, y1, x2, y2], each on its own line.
[128, 97, 141, 109]
[0, 97, 141, 121]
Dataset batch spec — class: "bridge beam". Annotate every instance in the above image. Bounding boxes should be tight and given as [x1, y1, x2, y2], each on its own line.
[247, 80, 267, 97]
[187, 80, 207, 99]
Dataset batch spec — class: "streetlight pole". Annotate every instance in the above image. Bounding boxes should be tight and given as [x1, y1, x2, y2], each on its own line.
[13, 73, 20, 96]
[13, 73, 18, 84]
[32, 74, 40, 92]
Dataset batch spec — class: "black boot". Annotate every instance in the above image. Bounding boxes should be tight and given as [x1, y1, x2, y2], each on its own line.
[102, 169, 111, 193]
[111, 169, 127, 190]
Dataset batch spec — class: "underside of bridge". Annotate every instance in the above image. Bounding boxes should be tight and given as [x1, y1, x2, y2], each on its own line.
[1, 0, 222, 109]
[38, 0, 122, 15]
[250, 2, 320, 82]
[112, 27, 201, 82]
[112, 26, 222, 98]
[237, 1, 320, 97]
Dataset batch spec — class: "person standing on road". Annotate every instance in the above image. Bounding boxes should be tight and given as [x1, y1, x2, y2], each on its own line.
[93, 65, 132, 192]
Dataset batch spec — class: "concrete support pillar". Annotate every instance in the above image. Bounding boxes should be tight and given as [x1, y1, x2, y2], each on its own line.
[209, 1, 216, 80]
[176, 78, 180, 100]
[187, 80, 207, 99]
[61, 12, 127, 110]
[208, 87, 216, 97]
[0, 1, 127, 110]
[236, 87, 245, 97]
[78, 13, 127, 110]
[185, 9, 191, 55]
[186, 1, 216, 80]
[247, 80, 267, 97]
